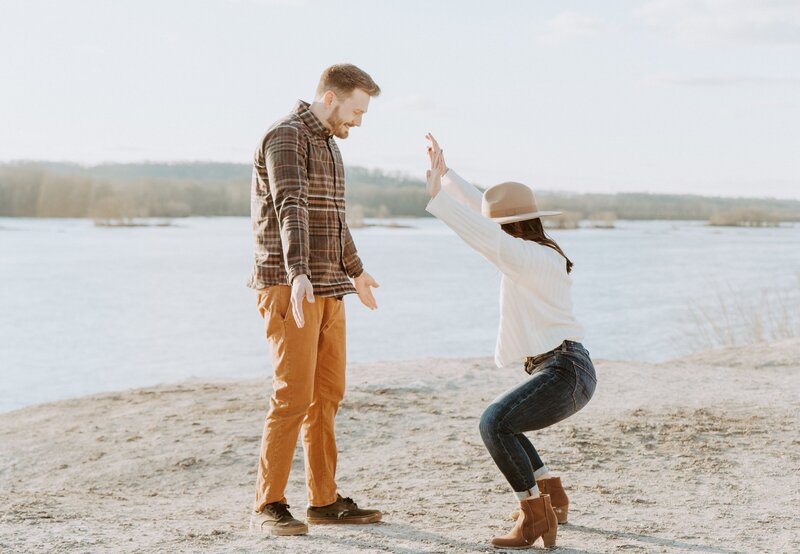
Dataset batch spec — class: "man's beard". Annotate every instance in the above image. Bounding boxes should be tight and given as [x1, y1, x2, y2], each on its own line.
[326, 107, 351, 139]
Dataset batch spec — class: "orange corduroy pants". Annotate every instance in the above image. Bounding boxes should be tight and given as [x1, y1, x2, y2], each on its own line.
[253, 285, 346, 512]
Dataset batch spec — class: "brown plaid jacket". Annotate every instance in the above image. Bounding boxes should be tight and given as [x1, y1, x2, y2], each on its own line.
[247, 100, 363, 297]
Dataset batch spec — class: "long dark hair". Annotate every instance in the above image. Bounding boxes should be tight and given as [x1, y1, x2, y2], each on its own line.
[501, 218, 573, 274]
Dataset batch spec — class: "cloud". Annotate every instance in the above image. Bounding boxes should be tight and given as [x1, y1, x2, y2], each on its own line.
[644, 72, 800, 86]
[539, 11, 615, 46]
[636, 0, 800, 46]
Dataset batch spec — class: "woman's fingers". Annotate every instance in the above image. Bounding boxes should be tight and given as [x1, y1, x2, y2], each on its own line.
[426, 133, 441, 153]
[426, 135, 435, 164]
[426, 134, 445, 175]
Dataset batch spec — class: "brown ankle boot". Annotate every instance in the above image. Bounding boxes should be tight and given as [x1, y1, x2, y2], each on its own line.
[537, 477, 569, 524]
[491, 494, 557, 549]
[509, 477, 570, 524]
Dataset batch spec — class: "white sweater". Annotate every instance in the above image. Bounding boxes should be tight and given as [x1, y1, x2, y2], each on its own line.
[426, 169, 585, 368]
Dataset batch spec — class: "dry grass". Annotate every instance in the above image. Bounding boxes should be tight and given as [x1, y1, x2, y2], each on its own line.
[544, 210, 581, 229]
[709, 208, 781, 227]
[688, 277, 800, 351]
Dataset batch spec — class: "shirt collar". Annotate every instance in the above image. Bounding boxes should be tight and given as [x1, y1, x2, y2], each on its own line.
[294, 100, 332, 138]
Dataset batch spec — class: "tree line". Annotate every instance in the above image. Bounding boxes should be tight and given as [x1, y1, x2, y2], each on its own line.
[1, 161, 799, 223]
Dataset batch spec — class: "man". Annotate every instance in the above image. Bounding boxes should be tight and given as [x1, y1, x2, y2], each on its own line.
[247, 64, 382, 536]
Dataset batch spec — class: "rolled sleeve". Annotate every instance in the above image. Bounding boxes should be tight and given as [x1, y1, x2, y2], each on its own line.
[342, 224, 364, 278]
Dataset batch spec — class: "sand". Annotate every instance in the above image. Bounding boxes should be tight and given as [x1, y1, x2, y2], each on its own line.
[1, 339, 799, 553]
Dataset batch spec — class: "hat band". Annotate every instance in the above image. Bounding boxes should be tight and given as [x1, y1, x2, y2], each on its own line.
[486, 204, 538, 218]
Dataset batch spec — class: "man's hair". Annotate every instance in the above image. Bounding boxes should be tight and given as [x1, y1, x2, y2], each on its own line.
[316, 64, 381, 99]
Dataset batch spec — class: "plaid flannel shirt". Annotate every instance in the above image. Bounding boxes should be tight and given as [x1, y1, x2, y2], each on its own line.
[247, 100, 364, 297]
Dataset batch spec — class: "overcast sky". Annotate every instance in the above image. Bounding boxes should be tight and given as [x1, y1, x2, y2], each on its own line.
[1, 0, 799, 198]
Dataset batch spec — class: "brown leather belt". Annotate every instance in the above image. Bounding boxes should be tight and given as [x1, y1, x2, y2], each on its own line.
[524, 340, 580, 374]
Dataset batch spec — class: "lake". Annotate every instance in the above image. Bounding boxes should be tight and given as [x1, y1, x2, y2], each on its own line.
[1, 217, 798, 413]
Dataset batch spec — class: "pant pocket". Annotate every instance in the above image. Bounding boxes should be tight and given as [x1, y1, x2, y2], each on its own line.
[267, 285, 293, 322]
[562, 351, 597, 384]
[577, 370, 596, 406]
[556, 354, 594, 411]
[262, 286, 293, 337]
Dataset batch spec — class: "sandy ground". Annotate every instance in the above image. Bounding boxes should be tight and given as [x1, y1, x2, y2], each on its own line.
[1, 339, 799, 554]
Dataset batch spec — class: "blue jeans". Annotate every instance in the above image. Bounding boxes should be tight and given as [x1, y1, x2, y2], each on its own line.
[479, 341, 597, 492]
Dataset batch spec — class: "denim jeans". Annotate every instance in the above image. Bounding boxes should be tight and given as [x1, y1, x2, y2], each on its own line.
[479, 340, 597, 493]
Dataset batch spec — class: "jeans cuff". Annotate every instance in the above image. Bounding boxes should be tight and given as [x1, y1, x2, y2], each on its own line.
[533, 465, 551, 479]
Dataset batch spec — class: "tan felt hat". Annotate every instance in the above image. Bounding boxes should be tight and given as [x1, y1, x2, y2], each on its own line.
[481, 181, 562, 224]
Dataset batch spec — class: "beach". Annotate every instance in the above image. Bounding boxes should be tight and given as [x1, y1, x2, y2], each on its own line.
[1, 339, 798, 553]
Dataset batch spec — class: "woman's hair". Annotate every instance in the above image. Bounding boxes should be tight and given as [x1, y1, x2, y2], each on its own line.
[501, 218, 573, 274]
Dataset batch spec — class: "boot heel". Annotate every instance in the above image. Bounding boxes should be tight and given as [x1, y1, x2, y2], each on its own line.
[542, 526, 557, 548]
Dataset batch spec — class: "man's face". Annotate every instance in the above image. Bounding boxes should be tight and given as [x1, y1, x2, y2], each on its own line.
[325, 88, 370, 139]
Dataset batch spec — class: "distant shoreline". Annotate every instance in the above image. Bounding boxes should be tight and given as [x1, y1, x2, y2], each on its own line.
[1, 215, 798, 229]
[2, 161, 800, 222]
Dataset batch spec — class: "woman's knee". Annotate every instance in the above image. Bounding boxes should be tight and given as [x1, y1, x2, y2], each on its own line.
[479, 404, 505, 441]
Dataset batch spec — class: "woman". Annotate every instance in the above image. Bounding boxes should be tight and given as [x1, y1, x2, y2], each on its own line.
[424, 134, 596, 549]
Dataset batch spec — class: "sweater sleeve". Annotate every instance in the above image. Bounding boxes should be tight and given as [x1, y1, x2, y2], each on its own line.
[441, 169, 483, 214]
[426, 189, 548, 276]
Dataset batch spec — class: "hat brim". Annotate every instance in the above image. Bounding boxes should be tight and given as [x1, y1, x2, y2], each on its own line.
[490, 211, 562, 225]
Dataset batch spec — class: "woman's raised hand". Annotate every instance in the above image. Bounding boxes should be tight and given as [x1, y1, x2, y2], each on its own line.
[425, 133, 446, 198]
[425, 133, 447, 175]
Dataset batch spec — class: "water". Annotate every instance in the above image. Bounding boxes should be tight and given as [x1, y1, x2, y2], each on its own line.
[1, 217, 798, 413]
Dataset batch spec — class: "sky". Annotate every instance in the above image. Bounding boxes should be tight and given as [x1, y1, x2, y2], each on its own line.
[1, 0, 799, 198]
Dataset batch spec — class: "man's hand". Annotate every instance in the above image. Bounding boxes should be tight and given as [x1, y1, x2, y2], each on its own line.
[354, 271, 380, 310]
[291, 274, 314, 328]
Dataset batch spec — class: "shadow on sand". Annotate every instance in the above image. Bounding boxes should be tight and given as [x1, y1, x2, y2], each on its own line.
[566, 523, 745, 554]
[286, 521, 745, 554]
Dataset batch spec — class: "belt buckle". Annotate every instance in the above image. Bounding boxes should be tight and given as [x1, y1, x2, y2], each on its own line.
[525, 351, 549, 374]
[524, 358, 533, 375]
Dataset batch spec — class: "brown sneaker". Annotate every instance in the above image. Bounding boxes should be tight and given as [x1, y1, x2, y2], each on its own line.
[250, 501, 308, 536]
[307, 494, 382, 524]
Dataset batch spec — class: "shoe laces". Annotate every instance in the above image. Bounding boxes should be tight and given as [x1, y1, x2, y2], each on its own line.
[340, 496, 357, 508]
[266, 502, 292, 519]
